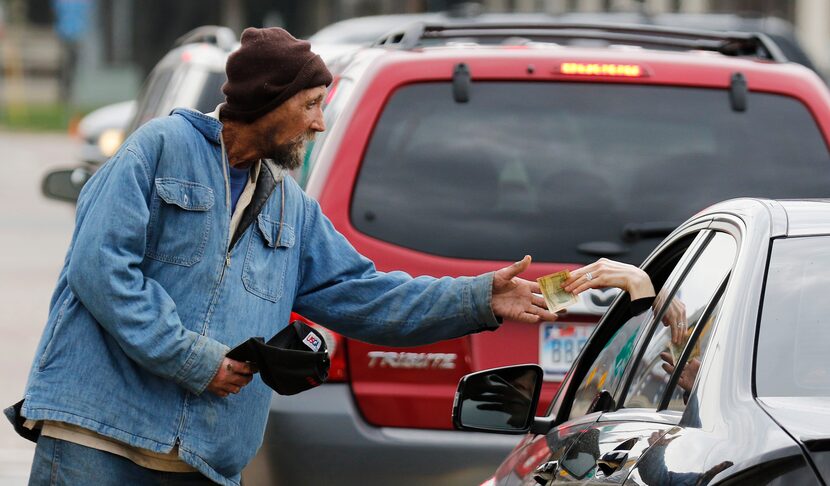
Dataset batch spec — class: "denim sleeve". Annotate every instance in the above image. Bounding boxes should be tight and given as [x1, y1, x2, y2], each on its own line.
[292, 196, 500, 346]
[66, 145, 228, 395]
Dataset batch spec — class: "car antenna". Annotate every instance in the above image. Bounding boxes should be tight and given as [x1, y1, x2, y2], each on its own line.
[730, 72, 748, 112]
[453, 63, 471, 103]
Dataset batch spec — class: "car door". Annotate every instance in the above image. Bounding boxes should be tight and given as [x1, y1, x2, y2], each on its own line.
[572, 230, 738, 485]
[495, 286, 657, 485]
[492, 227, 708, 485]
[502, 227, 739, 486]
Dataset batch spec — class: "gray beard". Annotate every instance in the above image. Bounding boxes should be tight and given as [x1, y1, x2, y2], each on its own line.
[270, 140, 308, 171]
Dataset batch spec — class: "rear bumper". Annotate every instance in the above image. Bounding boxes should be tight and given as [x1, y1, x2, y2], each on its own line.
[243, 383, 520, 486]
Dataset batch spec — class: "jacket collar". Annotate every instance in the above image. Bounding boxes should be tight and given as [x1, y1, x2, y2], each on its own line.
[171, 108, 223, 145]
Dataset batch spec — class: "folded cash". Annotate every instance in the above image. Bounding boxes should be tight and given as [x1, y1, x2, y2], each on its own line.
[669, 341, 684, 365]
[537, 270, 578, 314]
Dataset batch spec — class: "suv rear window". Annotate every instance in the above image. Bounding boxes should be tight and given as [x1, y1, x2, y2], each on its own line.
[756, 236, 830, 397]
[351, 82, 830, 264]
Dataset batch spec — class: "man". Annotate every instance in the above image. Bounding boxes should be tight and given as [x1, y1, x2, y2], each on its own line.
[7, 28, 556, 486]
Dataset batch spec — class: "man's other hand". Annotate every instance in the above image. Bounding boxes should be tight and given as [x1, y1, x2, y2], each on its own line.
[207, 357, 256, 398]
[492, 255, 559, 324]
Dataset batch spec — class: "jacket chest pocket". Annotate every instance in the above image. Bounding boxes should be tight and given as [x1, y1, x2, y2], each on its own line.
[146, 178, 214, 267]
[242, 213, 295, 302]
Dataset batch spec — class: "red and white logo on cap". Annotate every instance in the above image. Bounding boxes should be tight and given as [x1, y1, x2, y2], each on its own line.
[302, 332, 321, 352]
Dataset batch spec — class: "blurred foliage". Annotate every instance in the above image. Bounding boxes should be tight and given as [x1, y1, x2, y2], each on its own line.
[0, 104, 88, 132]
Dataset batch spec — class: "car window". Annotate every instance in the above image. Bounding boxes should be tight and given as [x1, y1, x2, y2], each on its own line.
[756, 236, 830, 397]
[194, 70, 227, 114]
[128, 66, 175, 134]
[350, 82, 829, 264]
[623, 232, 736, 410]
[565, 232, 705, 421]
[127, 65, 226, 137]
[568, 309, 652, 420]
[663, 287, 725, 411]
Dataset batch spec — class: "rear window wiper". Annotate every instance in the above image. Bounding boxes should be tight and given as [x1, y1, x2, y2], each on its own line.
[622, 222, 678, 242]
[576, 222, 679, 258]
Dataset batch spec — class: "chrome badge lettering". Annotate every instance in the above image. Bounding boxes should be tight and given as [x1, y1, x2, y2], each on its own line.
[367, 351, 457, 370]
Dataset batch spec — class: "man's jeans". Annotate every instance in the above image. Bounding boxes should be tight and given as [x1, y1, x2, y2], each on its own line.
[29, 436, 214, 485]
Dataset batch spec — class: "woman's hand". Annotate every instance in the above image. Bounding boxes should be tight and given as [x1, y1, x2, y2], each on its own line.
[655, 292, 688, 345]
[562, 258, 655, 300]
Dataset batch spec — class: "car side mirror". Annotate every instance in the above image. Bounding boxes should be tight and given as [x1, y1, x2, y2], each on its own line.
[42, 167, 92, 203]
[452, 364, 544, 434]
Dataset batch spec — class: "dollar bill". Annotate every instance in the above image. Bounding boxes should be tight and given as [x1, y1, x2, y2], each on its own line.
[537, 270, 578, 314]
[668, 341, 684, 365]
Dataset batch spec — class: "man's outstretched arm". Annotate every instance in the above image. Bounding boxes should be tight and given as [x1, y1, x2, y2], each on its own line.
[491, 255, 558, 324]
[292, 196, 556, 346]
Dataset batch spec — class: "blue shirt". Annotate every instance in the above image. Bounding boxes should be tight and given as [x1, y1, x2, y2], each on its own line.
[11, 108, 500, 486]
[227, 164, 249, 214]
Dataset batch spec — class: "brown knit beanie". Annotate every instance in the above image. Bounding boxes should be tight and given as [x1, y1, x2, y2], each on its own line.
[221, 27, 332, 122]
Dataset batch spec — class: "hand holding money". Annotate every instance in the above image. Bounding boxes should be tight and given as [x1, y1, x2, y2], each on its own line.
[537, 270, 578, 313]
[562, 258, 655, 300]
[491, 255, 560, 324]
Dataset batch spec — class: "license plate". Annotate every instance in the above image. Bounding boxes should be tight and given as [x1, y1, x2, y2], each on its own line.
[540, 323, 593, 381]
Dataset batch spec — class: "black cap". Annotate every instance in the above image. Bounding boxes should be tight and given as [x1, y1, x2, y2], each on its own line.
[221, 27, 333, 122]
[227, 321, 330, 395]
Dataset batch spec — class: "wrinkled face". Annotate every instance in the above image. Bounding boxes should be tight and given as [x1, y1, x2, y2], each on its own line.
[254, 85, 326, 169]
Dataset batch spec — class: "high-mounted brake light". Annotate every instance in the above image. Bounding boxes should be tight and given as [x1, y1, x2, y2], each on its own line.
[558, 63, 646, 77]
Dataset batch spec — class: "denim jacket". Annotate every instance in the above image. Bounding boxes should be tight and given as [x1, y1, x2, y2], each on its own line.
[8, 109, 499, 486]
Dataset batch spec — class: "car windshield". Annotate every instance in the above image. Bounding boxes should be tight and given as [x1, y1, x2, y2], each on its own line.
[351, 82, 830, 264]
[756, 235, 830, 398]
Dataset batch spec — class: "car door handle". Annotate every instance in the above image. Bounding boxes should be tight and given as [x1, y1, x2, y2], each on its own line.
[597, 450, 628, 476]
[532, 460, 558, 485]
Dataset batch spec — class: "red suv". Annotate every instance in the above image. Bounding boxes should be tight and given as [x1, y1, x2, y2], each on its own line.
[245, 23, 830, 485]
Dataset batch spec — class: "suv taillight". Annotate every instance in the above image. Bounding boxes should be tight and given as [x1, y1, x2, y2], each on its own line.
[290, 312, 348, 382]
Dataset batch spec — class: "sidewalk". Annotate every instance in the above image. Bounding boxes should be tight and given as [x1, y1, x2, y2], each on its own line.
[0, 448, 33, 486]
[0, 130, 77, 484]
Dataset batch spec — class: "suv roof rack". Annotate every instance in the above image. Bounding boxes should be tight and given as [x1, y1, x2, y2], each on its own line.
[174, 25, 237, 51]
[373, 22, 788, 62]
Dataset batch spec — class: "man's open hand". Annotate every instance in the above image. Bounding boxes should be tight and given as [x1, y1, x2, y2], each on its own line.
[207, 357, 256, 398]
[492, 255, 559, 324]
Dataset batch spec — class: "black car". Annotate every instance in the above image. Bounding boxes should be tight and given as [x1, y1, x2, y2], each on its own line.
[454, 198, 830, 485]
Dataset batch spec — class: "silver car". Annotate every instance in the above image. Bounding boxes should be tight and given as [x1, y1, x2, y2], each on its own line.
[42, 26, 233, 203]
[453, 198, 830, 485]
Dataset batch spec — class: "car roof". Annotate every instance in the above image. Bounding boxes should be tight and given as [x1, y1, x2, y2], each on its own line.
[333, 19, 827, 85]
[342, 42, 819, 89]
[153, 41, 234, 72]
[778, 199, 830, 236]
[310, 11, 809, 63]
[555, 12, 814, 69]
[698, 198, 830, 238]
[309, 12, 564, 45]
